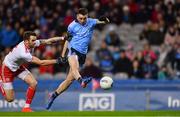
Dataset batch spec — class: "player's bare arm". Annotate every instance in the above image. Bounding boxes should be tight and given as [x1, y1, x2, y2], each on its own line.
[31, 56, 57, 66]
[61, 40, 68, 57]
[39, 37, 65, 45]
[57, 32, 73, 63]
[31, 56, 64, 65]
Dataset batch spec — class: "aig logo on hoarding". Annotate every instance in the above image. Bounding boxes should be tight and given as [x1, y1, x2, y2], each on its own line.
[79, 93, 115, 111]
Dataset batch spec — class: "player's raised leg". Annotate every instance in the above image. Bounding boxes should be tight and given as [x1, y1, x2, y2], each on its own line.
[68, 55, 92, 88]
[46, 55, 92, 110]
[22, 73, 37, 112]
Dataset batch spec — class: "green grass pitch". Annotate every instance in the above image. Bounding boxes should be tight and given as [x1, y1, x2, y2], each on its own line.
[0, 111, 180, 117]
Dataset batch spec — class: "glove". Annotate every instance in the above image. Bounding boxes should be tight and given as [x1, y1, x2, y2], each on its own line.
[56, 56, 67, 64]
[64, 32, 73, 42]
[99, 16, 110, 23]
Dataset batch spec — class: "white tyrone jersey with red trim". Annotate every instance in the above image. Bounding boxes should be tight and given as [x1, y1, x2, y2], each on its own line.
[3, 40, 40, 72]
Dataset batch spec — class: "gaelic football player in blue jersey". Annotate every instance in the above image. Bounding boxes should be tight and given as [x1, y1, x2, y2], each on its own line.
[46, 8, 109, 110]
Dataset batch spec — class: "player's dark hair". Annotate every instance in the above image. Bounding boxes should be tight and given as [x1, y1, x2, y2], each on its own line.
[77, 8, 88, 15]
[23, 31, 36, 40]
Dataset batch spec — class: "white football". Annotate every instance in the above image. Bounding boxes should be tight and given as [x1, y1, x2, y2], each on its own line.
[100, 76, 113, 89]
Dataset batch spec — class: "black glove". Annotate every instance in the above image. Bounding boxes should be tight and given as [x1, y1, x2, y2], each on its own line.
[64, 32, 73, 42]
[56, 56, 67, 64]
[99, 16, 110, 23]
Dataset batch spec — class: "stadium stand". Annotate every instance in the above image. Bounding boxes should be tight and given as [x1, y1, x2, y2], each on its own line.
[0, 0, 179, 80]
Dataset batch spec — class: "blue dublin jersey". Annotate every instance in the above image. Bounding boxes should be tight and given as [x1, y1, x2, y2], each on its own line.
[67, 18, 97, 54]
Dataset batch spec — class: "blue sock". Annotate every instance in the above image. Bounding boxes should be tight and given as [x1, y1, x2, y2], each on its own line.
[51, 91, 59, 99]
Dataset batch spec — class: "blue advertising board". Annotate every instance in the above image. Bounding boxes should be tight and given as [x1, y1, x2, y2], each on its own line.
[0, 79, 180, 111]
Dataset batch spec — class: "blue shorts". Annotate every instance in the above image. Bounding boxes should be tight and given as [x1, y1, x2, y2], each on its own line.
[68, 48, 86, 66]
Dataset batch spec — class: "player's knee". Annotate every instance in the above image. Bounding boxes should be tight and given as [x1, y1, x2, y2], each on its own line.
[71, 69, 79, 76]
[29, 80, 38, 88]
[5, 97, 14, 102]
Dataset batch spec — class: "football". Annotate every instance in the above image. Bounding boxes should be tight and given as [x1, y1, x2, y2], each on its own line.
[100, 76, 113, 89]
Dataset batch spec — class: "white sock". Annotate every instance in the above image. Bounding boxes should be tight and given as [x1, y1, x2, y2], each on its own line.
[24, 103, 30, 108]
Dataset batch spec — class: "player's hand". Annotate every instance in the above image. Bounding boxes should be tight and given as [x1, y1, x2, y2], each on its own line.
[64, 32, 73, 42]
[99, 16, 110, 23]
[56, 56, 68, 64]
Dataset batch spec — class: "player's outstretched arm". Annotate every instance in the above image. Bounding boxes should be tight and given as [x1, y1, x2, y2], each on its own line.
[97, 16, 110, 24]
[31, 56, 57, 66]
[31, 56, 65, 66]
[40, 36, 65, 45]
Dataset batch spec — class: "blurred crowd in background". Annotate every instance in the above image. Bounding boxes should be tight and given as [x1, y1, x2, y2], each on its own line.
[0, 0, 179, 80]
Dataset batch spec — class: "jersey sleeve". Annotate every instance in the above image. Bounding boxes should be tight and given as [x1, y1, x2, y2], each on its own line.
[22, 52, 33, 62]
[89, 18, 97, 27]
[68, 25, 73, 35]
[34, 40, 41, 47]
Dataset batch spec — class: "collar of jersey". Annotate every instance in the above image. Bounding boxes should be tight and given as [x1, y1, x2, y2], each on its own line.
[23, 41, 30, 52]
[75, 19, 87, 26]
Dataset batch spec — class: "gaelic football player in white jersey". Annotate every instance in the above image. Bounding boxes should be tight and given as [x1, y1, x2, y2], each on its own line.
[0, 31, 66, 112]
